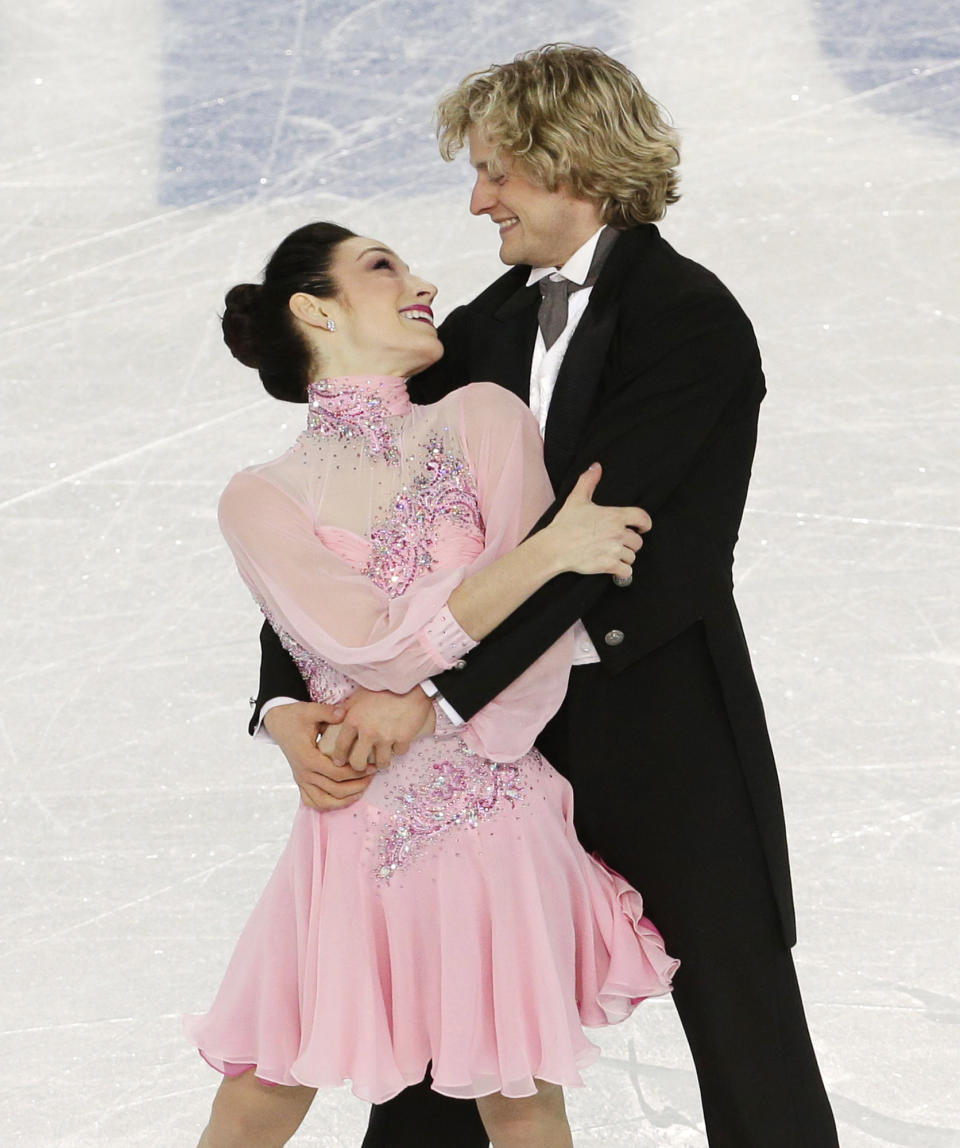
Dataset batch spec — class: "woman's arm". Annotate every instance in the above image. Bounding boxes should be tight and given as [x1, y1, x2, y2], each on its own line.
[447, 462, 645, 640]
[248, 618, 312, 736]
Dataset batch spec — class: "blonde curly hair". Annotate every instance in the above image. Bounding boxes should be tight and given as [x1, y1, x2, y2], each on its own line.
[436, 44, 681, 227]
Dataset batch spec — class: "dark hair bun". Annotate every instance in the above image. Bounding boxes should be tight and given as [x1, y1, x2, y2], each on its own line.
[221, 223, 356, 401]
[222, 283, 263, 368]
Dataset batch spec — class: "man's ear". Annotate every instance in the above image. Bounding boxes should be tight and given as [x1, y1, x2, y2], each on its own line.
[289, 292, 333, 328]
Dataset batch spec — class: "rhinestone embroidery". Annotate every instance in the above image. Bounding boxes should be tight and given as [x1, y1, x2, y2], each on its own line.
[306, 379, 403, 465]
[363, 436, 483, 597]
[377, 749, 532, 880]
[254, 593, 354, 705]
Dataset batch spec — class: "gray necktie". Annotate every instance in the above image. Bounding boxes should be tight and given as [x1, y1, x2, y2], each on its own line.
[536, 225, 619, 350]
[537, 276, 578, 351]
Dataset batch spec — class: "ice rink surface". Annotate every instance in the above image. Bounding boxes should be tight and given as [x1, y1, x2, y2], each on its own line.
[1, 0, 957, 1143]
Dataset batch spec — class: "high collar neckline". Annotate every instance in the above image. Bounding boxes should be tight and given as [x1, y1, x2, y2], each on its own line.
[305, 376, 410, 465]
[307, 375, 411, 416]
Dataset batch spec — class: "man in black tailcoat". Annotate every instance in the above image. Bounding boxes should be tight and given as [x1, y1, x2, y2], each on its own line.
[252, 45, 838, 1148]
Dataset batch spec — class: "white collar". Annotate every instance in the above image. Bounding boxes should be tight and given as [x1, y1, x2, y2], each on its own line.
[526, 226, 607, 287]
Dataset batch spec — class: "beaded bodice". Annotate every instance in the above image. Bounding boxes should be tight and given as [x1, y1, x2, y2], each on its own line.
[237, 377, 539, 880]
[219, 376, 574, 878]
[251, 376, 484, 703]
[303, 377, 482, 595]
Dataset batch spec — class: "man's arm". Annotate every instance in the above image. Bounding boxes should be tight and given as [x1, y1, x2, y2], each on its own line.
[249, 619, 311, 735]
[433, 291, 764, 721]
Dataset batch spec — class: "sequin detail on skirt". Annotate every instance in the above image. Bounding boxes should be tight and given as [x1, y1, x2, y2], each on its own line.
[376, 747, 533, 880]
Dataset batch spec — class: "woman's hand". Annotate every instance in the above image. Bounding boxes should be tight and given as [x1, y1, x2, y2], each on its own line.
[317, 721, 352, 760]
[544, 463, 651, 579]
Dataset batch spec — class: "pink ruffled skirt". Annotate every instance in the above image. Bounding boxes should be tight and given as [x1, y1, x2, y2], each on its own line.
[183, 739, 678, 1103]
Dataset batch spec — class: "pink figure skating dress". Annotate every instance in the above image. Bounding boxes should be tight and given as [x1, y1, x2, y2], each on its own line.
[183, 376, 678, 1103]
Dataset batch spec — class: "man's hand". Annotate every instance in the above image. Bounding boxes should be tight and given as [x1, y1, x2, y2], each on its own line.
[332, 686, 436, 771]
[263, 701, 376, 811]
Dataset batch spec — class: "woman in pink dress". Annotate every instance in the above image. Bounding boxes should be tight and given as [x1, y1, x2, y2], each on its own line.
[185, 221, 678, 1147]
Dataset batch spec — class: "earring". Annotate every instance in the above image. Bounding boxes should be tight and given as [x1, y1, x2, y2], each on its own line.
[325, 319, 336, 332]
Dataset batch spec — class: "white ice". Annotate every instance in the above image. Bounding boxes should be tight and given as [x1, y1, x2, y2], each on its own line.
[1, 0, 957, 1144]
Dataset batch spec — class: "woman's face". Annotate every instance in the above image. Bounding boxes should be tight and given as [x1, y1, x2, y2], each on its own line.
[307, 235, 442, 379]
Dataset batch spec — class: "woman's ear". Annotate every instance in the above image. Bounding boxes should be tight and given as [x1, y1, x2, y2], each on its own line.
[289, 292, 334, 329]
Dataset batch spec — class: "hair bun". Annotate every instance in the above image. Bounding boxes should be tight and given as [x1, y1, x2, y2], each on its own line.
[222, 283, 264, 368]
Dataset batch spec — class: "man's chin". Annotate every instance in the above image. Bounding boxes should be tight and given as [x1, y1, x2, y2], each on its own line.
[498, 238, 526, 266]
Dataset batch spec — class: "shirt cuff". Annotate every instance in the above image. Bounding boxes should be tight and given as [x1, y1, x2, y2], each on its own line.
[421, 679, 465, 726]
[418, 605, 477, 669]
[253, 695, 302, 741]
[436, 693, 465, 727]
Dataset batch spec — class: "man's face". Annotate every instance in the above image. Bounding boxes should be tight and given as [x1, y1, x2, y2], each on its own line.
[466, 125, 603, 269]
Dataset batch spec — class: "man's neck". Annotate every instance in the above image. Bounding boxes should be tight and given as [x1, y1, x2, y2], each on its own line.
[527, 226, 607, 286]
[548, 224, 606, 271]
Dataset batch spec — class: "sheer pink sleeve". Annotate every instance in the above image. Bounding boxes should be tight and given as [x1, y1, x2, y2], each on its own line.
[451, 384, 575, 761]
[218, 472, 478, 695]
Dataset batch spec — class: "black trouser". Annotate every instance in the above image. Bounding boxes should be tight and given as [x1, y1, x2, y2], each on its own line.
[363, 626, 838, 1147]
[362, 1073, 488, 1147]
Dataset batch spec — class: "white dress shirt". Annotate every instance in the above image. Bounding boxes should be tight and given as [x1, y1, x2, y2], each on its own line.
[259, 227, 608, 736]
[523, 229, 604, 669]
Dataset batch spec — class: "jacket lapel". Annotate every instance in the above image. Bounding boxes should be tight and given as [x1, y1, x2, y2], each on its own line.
[541, 229, 641, 486]
[485, 280, 540, 403]
[464, 227, 650, 481]
[542, 306, 618, 486]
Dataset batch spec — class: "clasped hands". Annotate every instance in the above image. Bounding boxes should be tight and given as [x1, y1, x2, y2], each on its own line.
[263, 686, 436, 812]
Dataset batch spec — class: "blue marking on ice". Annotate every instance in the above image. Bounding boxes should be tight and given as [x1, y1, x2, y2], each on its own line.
[160, 0, 627, 206]
[813, 0, 960, 140]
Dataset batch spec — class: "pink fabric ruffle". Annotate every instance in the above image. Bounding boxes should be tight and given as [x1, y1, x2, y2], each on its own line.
[184, 762, 677, 1104]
